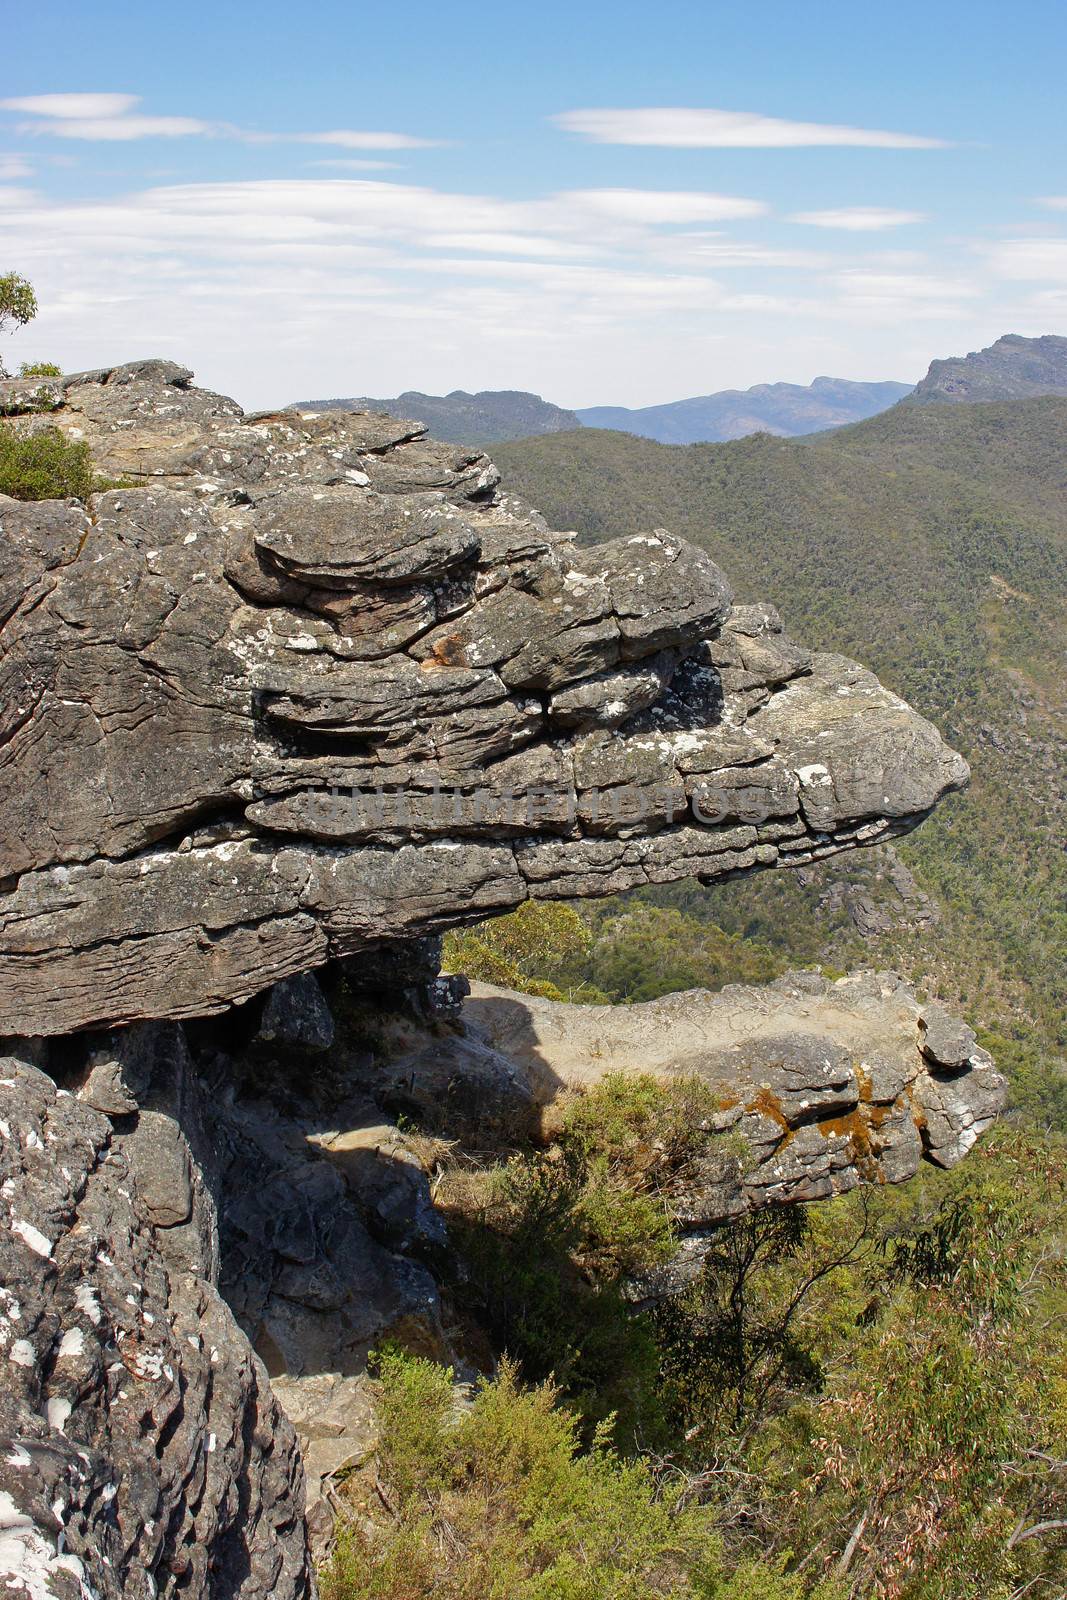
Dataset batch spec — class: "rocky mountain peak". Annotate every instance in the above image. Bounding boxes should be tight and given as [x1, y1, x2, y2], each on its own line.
[910, 331, 1067, 403]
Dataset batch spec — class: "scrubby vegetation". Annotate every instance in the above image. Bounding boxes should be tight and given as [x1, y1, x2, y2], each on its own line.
[444, 897, 786, 1005]
[0, 426, 96, 502]
[0, 274, 96, 500]
[435, 1072, 727, 1437]
[322, 1350, 843, 1600]
[326, 1073, 1067, 1599]
[496, 403, 1067, 1122]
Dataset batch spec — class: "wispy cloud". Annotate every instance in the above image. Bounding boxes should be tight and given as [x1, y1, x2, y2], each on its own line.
[0, 154, 32, 180]
[0, 171, 1046, 407]
[1036, 196, 1067, 211]
[307, 159, 403, 172]
[1, 93, 139, 119]
[985, 237, 1067, 280]
[0, 92, 438, 148]
[566, 188, 765, 223]
[239, 129, 440, 150]
[791, 207, 928, 231]
[832, 269, 981, 319]
[552, 107, 949, 149]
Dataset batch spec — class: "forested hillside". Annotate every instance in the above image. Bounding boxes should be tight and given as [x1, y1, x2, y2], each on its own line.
[495, 399, 1067, 1121]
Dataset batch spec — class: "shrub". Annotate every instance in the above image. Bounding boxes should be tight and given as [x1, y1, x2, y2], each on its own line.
[17, 362, 62, 378]
[321, 1351, 839, 1600]
[0, 427, 95, 502]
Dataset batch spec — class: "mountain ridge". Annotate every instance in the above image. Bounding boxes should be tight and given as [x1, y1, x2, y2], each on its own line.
[575, 375, 914, 443]
[290, 386, 581, 445]
[291, 334, 1067, 449]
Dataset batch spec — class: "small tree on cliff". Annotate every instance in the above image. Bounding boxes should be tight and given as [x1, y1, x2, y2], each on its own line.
[0, 272, 38, 377]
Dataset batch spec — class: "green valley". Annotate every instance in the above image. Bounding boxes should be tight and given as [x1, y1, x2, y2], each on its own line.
[494, 398, 1067, 1121]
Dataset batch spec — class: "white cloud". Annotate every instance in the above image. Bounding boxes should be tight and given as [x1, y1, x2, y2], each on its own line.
[23, 114, 213, 141]
[0, 155, 32, 180]
[1, 92, 438, 148]
[240, 129, 440, 150]
[1036, 197, 1067, 211]
[791, 207, 928, 231]
[831, 269, 981, 320]
[0, 172, 1035, 409]
[308, 159, 402, 172]
[421, 231, 598, 258]
[566, 188, 765, 223]
[0, 93, 138, 119]
[663, 236, 828, 269]
[552, 107, 949, 149]
[985, 237, 1067, 280]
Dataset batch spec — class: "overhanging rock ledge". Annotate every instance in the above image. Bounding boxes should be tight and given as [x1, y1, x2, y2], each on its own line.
[0, 361, 968, 1037]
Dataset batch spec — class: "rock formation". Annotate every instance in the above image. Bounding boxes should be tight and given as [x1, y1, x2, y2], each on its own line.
[0, 362, 1004, 1600]
[461, 971, 1005, 1293]
[0, 1030, 311, 1600]
[0, 361, 967, 1038]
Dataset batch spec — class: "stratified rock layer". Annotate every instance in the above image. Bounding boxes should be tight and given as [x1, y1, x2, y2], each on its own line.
[0, 362, 968, 1037]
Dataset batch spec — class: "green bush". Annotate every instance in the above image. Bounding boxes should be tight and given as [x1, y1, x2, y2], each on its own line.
[0, 427, 95, 502]
[436, 1074, 743, 1439]
[321, 1351, 840, 1600]
[443, 1143, 664, 1437]
[17, 361, 62, 378]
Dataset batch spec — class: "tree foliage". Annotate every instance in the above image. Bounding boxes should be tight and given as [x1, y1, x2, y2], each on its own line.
[321, 1351, 842, 1600]
[0, 272, 38, 377]
[320, 1060, 1067, 1599]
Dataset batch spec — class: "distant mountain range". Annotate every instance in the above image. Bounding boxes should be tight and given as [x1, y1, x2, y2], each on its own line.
[574, 378, 913, 443]
[291, 333, 1067, 448]
[908, 333, 1067, 404]
[290, 388, 581, 446]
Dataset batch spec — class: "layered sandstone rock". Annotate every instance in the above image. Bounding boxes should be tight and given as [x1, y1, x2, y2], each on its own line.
[0, 362, 967, 1037]
[0, 957, 1004, 1599]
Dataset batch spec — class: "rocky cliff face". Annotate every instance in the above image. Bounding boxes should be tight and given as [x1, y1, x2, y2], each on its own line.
[909, 332, 1067, 404]
[0, 362, 1002, 1600]
[0, 955, 1004, 1600]
[289, 388, 583, 447]
[0, 361, 967, 1039]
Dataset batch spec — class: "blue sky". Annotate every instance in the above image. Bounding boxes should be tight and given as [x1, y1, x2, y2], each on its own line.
[3, 0, 1066, 407]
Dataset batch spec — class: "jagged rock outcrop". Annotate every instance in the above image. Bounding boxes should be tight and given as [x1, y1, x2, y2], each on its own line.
[0, 362, 968, 1038]
[462, 972, 1006, 1263]
[909, 332, 1067, 404]
[0, 978, 461, 1599]
[0, 361, 1002, 1600]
